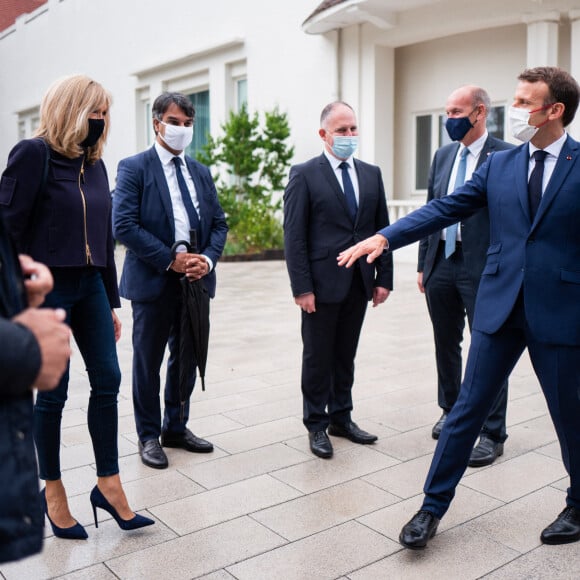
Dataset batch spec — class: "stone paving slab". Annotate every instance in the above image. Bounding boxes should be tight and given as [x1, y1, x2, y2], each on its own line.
[1, 250, 579, 579]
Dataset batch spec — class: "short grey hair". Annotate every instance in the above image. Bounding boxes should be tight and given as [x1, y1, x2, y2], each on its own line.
[320, 101, 354, 128]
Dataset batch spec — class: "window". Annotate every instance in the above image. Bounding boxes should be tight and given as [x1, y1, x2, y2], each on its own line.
[186, 90, 210, 159]
[145, 101, 152, 145]
[17, 107, 40, 140]
[415, 114, 432, 190]
[437, 105, 505, 147]
[415, 105, 506, 191]
[486, 106, 505, 140]
[236, 78, 247, 111]
[133, 39, 244, 151]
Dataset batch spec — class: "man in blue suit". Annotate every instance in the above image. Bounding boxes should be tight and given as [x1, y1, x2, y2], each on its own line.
[284, 101, 393, 459]
[418, 85, 513, 467]
[339, 67, 580, 548]
[113, 92, 228, 469]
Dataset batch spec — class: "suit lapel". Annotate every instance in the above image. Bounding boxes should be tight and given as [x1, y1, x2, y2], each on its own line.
[319, 154, 352, 218]
[477, 137, 497, 169]
[184, 157, 206, 240]
[514, 144, 531, 220]
[148, 147, 176, 226]
[533, 136, 578, 227]
[440, 144, 459, 196]
[353, 159, 366, 225]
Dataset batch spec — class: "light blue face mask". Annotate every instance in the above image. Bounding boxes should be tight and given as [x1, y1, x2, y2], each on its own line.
[331, 136, 358, 159]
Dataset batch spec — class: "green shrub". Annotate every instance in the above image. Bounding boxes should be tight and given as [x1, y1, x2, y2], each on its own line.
[198, 105, 294, 255]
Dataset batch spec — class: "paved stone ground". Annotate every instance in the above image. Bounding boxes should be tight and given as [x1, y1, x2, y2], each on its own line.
[2, 246, 579, 579]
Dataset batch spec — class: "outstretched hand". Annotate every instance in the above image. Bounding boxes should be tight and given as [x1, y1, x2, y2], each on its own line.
[337, 234, 388, 268]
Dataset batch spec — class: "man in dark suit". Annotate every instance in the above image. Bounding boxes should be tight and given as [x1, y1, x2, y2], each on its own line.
[339, 67, 580, 548]
[113, 92, 228, 469]
[284, 101, 393, 459]
[418, 86, 513, 467]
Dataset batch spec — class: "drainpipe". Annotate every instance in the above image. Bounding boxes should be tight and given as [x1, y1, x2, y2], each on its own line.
[336, 27, 342, 101]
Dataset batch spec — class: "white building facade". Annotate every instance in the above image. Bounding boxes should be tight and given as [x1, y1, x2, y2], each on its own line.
[1, 0, 579, 207]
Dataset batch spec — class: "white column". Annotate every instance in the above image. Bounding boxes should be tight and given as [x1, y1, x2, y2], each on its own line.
[523, 11, 560, 68]
[569, 10, 580, 139]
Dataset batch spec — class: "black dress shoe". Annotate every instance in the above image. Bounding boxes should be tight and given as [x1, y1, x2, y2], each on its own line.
[468, 435, 504, 467]
[139, 439, 168, 469]
[161, 428, 214, 453]
[308, 431, 333, 458]
[431, 412, 448, 440]
[399, 510, 440, 550]
[541, 506, 580, 545]
[328, 421, 377, 444]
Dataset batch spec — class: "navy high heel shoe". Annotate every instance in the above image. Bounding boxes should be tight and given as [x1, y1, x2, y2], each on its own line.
[40, 488, 88, 540]
[90, 486, 155, 530]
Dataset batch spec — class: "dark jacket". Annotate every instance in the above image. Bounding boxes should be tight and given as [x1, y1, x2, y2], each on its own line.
[0, 215, 44, 564]
[418, 136, 514, 288]
[284, 153, 393, 302]
[382, 136, 580, 344]
[113, 146, 228, 301]
[0, 138, 120, 308]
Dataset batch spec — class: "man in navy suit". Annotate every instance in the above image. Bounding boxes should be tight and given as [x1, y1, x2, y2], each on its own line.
[113, 92, 228, 469]
[418, 86, 513, 467]
[284, 101, 393, 459]
[339, 67, 580, 548]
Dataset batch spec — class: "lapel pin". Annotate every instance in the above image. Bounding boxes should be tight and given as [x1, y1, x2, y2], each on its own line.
[566, 155, 572, 160]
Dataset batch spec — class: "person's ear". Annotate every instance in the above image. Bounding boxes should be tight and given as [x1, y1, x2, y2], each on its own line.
[548, 102, 565, 121]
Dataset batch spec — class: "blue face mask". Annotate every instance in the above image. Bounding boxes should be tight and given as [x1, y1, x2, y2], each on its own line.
[445, 114, 474, 142]
[331, 136, 358, 159]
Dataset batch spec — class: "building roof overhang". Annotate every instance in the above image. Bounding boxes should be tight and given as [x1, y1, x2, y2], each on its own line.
[302, 0, 439, 35]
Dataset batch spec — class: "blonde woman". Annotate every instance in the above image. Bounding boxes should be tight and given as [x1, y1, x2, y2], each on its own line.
[0, 75, 154, 539]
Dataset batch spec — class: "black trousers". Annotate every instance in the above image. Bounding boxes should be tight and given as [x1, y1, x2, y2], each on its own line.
[424, 242, 508, 442]
[301, 269, 367, 432]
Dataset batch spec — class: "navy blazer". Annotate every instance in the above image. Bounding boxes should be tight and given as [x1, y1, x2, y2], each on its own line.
[0, 138, 120, 308]
[284, 154, 393, 303]
[113, 146, 228, 301]
[418, 136, 514, 288]
[381, 135, 580, 345]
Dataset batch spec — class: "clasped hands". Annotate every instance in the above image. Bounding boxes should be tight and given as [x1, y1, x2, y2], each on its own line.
[171, 251, 209, 280]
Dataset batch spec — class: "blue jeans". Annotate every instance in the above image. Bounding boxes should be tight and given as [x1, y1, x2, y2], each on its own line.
[34, 268, 121, 479]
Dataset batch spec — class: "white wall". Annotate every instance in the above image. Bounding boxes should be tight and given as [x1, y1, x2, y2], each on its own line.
[0, 0, 337, 182]
[393, 24, 527, 200]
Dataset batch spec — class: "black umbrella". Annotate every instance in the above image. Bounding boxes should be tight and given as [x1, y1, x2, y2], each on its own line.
[170, 230, 210, 423]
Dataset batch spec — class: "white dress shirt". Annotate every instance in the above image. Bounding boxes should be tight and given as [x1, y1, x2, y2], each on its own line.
[528, 132, 567, 194]
[154, 142, 213, 270]
[442, 131, 488, 242]
[324, 149, 360, 205]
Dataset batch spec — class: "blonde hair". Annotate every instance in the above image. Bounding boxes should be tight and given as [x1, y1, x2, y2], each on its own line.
[35, 75, 111, 164]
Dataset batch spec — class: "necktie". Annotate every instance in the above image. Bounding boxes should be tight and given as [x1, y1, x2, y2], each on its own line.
[528, 150, 547, 221]
[172, 156, 200, 235]
[445, 147, 469, 258]
[339, 161, 357, 222]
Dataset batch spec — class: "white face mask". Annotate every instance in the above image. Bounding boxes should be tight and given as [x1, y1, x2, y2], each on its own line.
[508, 106, 538, 142]
[159, 121, 193, 151]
